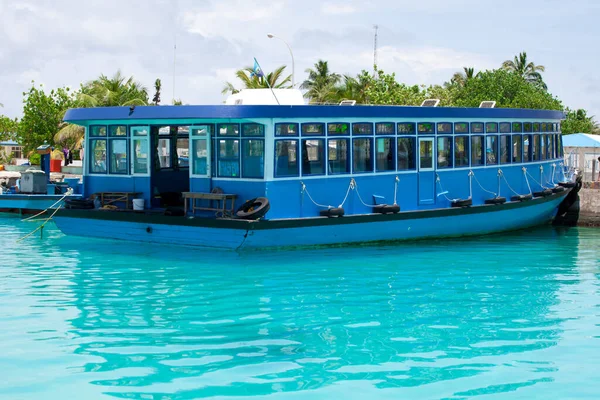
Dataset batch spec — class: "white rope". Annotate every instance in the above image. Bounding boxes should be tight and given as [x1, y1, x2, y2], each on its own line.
[300, 182, 331, 209]
[21, 188, 73, 222]
[497, 170, 502, 197]
[393, 176, 399, 205]
[526, 169, 547, 190]
[436, 174, 459, 202]
[499, 169, 521, 196]
[550, 163, 557, 186]
[337, 179, 354, 208]
[523, 167, 533, 194]
[352, 179, 376, 208]
[16, 204, 64, 243]
[470, 170, 497, 197]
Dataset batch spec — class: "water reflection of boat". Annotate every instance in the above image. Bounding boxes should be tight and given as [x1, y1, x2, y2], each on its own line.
[53, 89, 577, 249]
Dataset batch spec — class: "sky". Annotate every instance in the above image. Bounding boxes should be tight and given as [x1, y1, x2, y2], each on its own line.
[1, 0, 599, 120]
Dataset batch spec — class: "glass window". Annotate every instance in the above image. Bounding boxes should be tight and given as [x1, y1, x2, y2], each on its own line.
[499, 122, 511, 133]
[553, 134, 558, 158]
[301, 139, 325, 175]
[455, 122, 469, 134]
[471, 136, 484, 166]
[301, 123, 324, 136]
[547, 134, 553, 159]
[242, 139, 264, 178]
[471, 122, 484, 134]
[524, 122, 532, 133]
[218, 139, 240, 177]
[397, 138, 416, 170]
[417, 122, 434, 134]
[109, 139, 128, 174]
[242, 123, 264, 137]
[352, 138, 373, 173]
[419, 140, 433, 169]
[500, 135, 510, 164]
[558, 134, 564, 157]
[157, 138, 171, 168]
[541, 123, 547, 132]
[158, 126, 171, 135]
[274, 140, 298, 177]
[437, 137, 452, 168]
[352, 123, 373, 135]
[437, 123, 452, 134]
[177, 138, 189, 167]
[327, 123, 349, 135]
[192, 139, 208, 175]
[90, 126, 107, 137]
[454, 136, 469, 167]
[541, 135, 547, 160]
[533, 122, 540, 132]
[398, 123, 415, 135]
[191, 125, 213, 136]
[523, 135, 531, 162]
[132, 139, 148, 174]
[376, 123, 395, 135]
[131, 126, 149, 136]
[276, 123, 299, 136]
[485, 136, 498, 165]
[90, 139, 107, 173]
[486, 122, 498, 134]
[376, 137, 395, 171]
[532, 135, 540, 161]
[328, 139, 349, 174]
[512, 122, 523, 133]
[512, 135, 522, 163]
[218, 124, 239, 137]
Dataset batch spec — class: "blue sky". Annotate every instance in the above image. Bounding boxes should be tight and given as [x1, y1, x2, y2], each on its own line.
[0, 0, 599, 119]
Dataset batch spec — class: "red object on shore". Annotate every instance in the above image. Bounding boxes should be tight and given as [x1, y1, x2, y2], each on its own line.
[50, 159, 62, 172]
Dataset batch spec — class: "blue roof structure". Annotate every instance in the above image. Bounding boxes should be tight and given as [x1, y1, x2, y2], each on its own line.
[562, 133, 600, 148]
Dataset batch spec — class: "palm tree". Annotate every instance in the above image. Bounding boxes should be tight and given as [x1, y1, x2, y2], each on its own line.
[78, 70, 149, 107]
[449, 67, 476, 87]
[334, 74, 371, 104]
[300, 60, 341, 104]
[221, 66, 292, 95]
[54, 122, 84, 150]
[502, 52, 547, 89]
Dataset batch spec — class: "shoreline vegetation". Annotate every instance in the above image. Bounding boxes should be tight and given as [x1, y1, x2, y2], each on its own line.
[0, 51, 598, 162]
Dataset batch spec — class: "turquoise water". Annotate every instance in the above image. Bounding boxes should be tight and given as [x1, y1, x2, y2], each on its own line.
[1, 217, 599, 399]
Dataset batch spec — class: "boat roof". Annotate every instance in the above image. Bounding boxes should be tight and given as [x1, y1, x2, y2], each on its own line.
[562, 133, 600, 147]
[64, 104, 565, 124]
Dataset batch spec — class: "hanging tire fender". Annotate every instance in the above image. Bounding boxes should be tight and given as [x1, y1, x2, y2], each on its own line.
[451, 198, 472, 208]
[373, 204, 400, 214]
[319, 207, 345, 217]
[236, 197, 270, 220]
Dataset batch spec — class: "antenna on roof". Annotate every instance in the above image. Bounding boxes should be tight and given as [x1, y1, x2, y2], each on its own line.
[421, 99, 440, 107]
[479, 101, 496, 108]
[373, 24, 378, 73]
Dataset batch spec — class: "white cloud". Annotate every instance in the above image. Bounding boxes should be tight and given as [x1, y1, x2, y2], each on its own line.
[321, 2, 357, 14]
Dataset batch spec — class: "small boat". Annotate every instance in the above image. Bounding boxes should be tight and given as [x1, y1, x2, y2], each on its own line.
[53, 89, 578, 250]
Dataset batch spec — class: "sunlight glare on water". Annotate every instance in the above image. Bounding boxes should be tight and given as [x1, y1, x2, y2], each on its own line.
[0, 216, 599, 399]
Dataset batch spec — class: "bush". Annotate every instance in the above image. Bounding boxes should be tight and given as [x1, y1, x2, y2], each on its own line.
[29, 153, 41, 165]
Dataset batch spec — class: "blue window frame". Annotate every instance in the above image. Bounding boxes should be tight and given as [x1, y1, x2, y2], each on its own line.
[328, 139, 349, 174]
[242, 123, 264, 137]
[485, 136, 498, 165]
[242, 139, 264, 178]
[471, 136, 484, 166]
[486, 122, 499, 134]
[471, 122, 484, 134]
[275, 123, 299, 136]
[397, 137, 416, 170]
[376, 137, 395, 171]
[437, 136, 452, 168]
[523, 134, 532, 162]
[512, 135, 523, 163]
[109, 125, 128, 137]
[90, 125, 107, 137]
[541, 122, 548, 133]
[524, 122, 533, 133]
[327, 123, 349, 136]
[352, 123, 373, 135]
[454, 136, 469, 167]
[533, 122, 540, 132]
[217, 123, 240, 137]
[397, 122, 416, 135]
[499, 122, 511, 133]
[217, 139, 240, 177]
[417, 122, 434, 134]
[512, 122, 523, 133]
[274, 140, 298, 177]
[500, 135, 511, 164]
[375, 122, 395, 135]
[454, 122, 469, 134]
[90, 139, 107, 174]
[109, 139, 128, 174]
[352, 138, 373, 173]
[437, 122, 453, 134]
[301, 139, 325, 176]
[301, 123, 325, 136]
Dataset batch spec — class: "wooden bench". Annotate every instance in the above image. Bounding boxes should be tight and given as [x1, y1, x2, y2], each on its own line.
[91, 192, 142, 209]
[182, 192, 238, 217]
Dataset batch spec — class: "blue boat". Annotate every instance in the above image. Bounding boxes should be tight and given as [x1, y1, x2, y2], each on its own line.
[53, 90, 578, 249]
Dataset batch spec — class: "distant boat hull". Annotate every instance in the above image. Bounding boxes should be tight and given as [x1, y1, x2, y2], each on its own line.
[0, 194, 82, 214]
[53, 191, 569, 250]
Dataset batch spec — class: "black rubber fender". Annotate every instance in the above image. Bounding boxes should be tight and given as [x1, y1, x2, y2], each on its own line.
[533, 189, 553, 197]
[552, 186, 566, 194]
[558, 181, 576, 188]
[236, 197, 270, 220]
[484, 197, 507, 205]
[451, 198, 472, 208]
[511, 194, 533, 201]
[373, 204, 400, 214]
[319, 207, 345, 217]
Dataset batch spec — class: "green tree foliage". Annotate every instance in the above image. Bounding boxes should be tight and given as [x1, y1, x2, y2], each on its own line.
[222, 66, 292, 95]
[17, 83, 76, 155]
[0, 115, 19, 141]
[300, 60, 341, 104]
[561, 109, 596, 134]
[453, 69, 562, 110]
[78, 70, 149, 107]
[153, 78, 162, 105]
[448, 67, 477, 88]
[502, 51, 547, 90]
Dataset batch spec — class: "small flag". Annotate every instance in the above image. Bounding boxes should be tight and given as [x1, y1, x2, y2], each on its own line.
[251, 58, 264, 78]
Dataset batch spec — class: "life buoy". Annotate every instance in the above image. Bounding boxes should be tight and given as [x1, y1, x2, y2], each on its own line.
[552, 186, 566, 193]
[236, 197, 270, 220]
[511, 194, 533, 201]
[485, 197, 507, 205]
[451, 198, 472, 208]
[558, 181, 576, 188]
[319, 207, 345, 217]
[533, 189, 553, 197]
[373, 204, 400, 214]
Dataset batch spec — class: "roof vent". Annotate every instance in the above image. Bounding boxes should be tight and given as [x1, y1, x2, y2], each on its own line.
[421, 99, 440, 107]
[339, 100, 356, 106]
[479, 101, 496, 108]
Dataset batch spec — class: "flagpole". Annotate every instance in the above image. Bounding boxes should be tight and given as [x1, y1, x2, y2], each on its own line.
[254, 58, 280, 105]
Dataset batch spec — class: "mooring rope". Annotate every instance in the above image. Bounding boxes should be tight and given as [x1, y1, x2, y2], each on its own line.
[436, 174, 459, 202]
[352, 179, 377, 208]
[21, 188, 73, 222]
[526, 168, 547, 190]
[523, 167, 533, 194]
[300, 182, 331, 209]
[16, 204, 64, 243]
[393, 176, 399, 205]
[470, 170, 497, 197]
[498, 169, 520, 196]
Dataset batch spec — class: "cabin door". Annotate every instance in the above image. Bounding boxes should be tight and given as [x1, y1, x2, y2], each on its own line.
[189, 126, 212, 192]
[417, 137, 436, 205]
